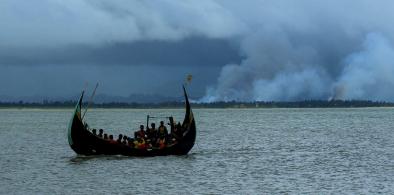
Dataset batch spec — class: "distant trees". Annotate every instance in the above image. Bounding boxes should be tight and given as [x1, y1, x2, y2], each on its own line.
[0, 99, 393, 108]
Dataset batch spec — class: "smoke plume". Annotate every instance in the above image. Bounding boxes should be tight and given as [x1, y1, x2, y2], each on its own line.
[201, 1, 394, 102]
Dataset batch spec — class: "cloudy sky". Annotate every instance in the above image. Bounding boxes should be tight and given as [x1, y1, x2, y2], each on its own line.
[1, 0, 394, 102]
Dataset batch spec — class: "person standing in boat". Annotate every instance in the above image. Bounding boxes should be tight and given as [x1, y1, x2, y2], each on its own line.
[155, 121, 169, 148]
[168, 117, 180, 143]
[134, 125, 146, 139]
[146, 123, 157, 144]
[157, 121, 168, 138]
[168, 117, 175, 135]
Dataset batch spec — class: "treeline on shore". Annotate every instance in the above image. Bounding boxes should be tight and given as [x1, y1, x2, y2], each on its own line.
[1, 100, 394, 108]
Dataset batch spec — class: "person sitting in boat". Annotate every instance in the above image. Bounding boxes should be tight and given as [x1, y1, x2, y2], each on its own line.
[146, 123, 157, 143]
[157, 137, 167, 149]
[134, 137, 147, 150]
[170, 122, 183, 143]
[127, 137, 135, 148]
[92, 129, 97, 136]
[122, 135, 128, 145]
[84, 122, 89, 130]
[176, 122, 182, 134]
[109, 135, 117, 144]
[117, 134, 123, 144]
[134, 125, 146, 139]
[98, 129, 104, 138]
[103, 133, 108, 140]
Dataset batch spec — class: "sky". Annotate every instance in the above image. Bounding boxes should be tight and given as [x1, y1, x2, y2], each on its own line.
[1, 0, 394, 102]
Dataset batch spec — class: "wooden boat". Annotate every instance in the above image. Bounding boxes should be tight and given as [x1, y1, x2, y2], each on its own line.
[67, 86, 196, 156]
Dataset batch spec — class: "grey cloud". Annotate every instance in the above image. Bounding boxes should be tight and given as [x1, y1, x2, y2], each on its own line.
[0, 37, 241, 67]
[0, 0, 244, 49]
[0, 0, 243, 100]
[2, 0, 394, 102]
[0, 64, 221, 98]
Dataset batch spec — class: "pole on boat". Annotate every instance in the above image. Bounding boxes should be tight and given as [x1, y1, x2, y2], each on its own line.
[82, 82, 99, 120]
[146, 115, 150, 129]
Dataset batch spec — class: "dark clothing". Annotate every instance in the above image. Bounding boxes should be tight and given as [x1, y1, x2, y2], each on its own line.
[157, 125, 168, 138]
[147, 128, 157, 139]
[171, 128, 182, 140]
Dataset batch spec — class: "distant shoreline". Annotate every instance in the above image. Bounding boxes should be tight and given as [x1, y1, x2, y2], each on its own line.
[1, 100, 393, 109]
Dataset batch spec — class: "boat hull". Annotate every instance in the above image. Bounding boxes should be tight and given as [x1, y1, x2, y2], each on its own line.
[67, 87, 196, 156]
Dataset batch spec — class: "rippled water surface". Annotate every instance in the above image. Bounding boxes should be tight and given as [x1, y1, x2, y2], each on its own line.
[0, 108, 393, 194]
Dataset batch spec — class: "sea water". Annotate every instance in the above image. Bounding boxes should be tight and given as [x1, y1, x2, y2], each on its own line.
[0, 108, 393, 194]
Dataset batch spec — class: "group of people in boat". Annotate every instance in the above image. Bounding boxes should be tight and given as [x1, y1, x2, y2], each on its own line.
[90, 117, 184, 150]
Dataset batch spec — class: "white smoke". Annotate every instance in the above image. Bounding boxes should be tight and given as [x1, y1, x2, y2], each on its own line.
[203, 32, 394, 102]
[201, 1, 394, 102]
[334, 33, 394, 101]
[253, 68, 332, 101]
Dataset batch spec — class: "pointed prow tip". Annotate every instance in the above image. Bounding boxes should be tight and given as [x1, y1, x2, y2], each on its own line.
[79, 91, 85, 105]
[183, 85, 189, 100]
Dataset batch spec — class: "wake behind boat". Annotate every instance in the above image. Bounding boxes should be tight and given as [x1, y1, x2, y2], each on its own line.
[67, 86, 196, 156]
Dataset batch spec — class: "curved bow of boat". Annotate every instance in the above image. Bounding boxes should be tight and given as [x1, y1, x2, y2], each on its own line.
[67, 91, 92, 155]
[175, 85, 196, 155]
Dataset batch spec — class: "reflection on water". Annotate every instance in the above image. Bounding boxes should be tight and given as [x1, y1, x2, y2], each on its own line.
[0, 108, 394, 194]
